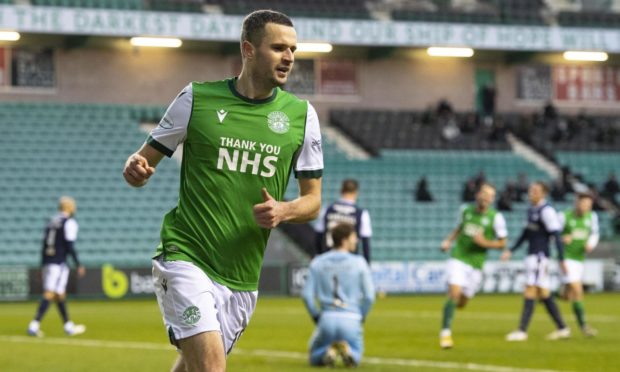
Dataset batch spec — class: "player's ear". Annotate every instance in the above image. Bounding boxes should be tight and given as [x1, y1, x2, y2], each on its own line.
[241, 40, 255, 60]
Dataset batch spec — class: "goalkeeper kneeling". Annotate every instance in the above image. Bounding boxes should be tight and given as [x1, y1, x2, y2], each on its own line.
[302, 222, 375, 367]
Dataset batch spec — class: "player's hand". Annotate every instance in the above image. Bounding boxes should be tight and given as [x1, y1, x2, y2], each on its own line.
[500, 250, 511, 261]
[559, 260, 568, 274]
[440, 239, 452, 252]
[562, 235, 572, 244]
[77, 265, 86, 278]
[585, 244, 594, 253]
[123, 153, 155, 187]
[253, 188, 283, 228]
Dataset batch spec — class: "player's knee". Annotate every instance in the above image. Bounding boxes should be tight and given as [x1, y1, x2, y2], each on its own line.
[57, 293, 66, 301]
[43, 291, 55, 301]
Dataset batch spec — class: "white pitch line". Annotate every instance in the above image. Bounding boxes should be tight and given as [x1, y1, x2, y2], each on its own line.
[233, 348, 569, 372]
[0, 335, 569, 372]
[269, 309, 618, 323]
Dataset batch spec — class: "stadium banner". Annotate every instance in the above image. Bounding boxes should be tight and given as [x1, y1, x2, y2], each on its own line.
[18, 264, 288, 300]
[0, 266, 29, 300]
[289, 260, 605, 295]
[1, 5, 620, 52]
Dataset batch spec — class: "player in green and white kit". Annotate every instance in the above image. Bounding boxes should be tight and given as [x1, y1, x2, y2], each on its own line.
[123, 10, 323, 372]
[559, 192, 599, 337]
[439, 183, 507, 349]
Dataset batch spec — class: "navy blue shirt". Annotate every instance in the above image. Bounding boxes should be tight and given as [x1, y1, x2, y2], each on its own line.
[511, 201, 564, 259]
[315, 200, 372, 262]
[41, 213, 80, 266]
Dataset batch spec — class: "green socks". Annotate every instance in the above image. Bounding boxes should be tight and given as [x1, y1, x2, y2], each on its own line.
[573, 301, 586, 328]
[442, 299, 456, 330]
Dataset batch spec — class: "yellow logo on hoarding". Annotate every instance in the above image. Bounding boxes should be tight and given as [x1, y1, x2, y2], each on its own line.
[102, 264, 128, 299]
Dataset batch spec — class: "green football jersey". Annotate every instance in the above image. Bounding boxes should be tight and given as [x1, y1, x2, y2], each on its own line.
[147, 78, 323, 291]
[562, 210, 596, 262]
[451, 205, 505, 269]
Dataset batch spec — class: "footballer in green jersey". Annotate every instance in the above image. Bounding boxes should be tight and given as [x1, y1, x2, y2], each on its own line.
[439, 183, 507, 348]
[123, 10, 323, 371]
[559, 192, 599, 337]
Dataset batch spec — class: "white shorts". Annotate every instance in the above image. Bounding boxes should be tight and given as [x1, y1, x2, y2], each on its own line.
[42, 263, 70, 294]
[152, 258, 258, 355]
[446, 258, 482, 298]
[525, 253, 550, 289]
[562, 259, 584, 284]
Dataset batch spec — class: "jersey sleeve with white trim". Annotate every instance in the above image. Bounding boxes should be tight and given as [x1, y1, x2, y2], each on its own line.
[493, 212, 508, 239]
[359, 209, 372, 238]
[64, 219, 79, 242]
[541, 205, 562, 232]
[587, 212, 600, 248]
[147, 84, 193, 157]
[294, 103, 323, 178]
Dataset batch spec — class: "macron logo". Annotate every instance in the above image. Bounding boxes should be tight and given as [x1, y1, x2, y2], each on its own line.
[217, 109, 228, 123]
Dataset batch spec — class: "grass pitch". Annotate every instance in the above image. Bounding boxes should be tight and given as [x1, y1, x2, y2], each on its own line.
[1, 293, 618, 371]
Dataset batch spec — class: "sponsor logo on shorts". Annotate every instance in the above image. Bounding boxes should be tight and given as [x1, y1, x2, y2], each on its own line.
[267, 111, 290, 134]
[182, 306, 201, 325]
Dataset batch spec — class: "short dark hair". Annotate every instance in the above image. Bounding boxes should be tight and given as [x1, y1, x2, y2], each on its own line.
[331, 223, 355, 248]
[341, 179, 359, 194]
[241, 10, 294, 46]
[533, 181, 549, 194]
[576, 191, 593, 200]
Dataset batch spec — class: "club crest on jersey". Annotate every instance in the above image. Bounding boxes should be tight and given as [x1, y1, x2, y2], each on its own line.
[267, 111, 290, 134]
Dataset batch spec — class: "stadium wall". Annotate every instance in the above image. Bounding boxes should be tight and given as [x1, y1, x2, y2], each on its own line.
[4, 47, 620, 124]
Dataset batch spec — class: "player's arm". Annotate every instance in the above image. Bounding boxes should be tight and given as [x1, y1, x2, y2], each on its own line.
[65, 219, 85, 278]
[360, 260, 376, 321]
[123, 144, 163, 187]
[558, 211, 572, 244]
[254, 102, 323, 228]
[314, 208, 327, 255]
[586, 212, 600, 253]
[360, 210, 372, 263]
[301, 265, 320, 323]
[541, 206, 567, 273]
[441, 225, 461, 252]
[124, 83, 192, 187]
[254, 178, 322, 228]
[474, 213, 507, 250]
[502, 226, 528, 261]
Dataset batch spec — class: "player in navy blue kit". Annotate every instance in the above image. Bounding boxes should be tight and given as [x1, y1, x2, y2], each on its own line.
[502, 182, 570, 341]
[315, 179, 372, 263]
[27, 197, 86, 337]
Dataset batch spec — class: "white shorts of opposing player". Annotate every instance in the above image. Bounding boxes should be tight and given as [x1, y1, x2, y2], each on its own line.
[446, 258, 483, 298]
[561, 259, 584, 284]
[42, 263, 70, 294]
[524, 254, 551, 289]
[152, 257, 257, 355]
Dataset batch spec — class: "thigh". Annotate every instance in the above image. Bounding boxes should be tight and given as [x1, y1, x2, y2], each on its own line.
[463, 269, 482, 299]
[525, 254, 549, 289]
[446, 259, 468, 288]
[42, 264, 61, 293]
[563, 260, 583, 285]
[152, 259, 223, 345]
[55, 264, 70, 294]
[341, 319, 363, 355]
[218, 288, 258, 355]
[178, 331, 226, 372]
